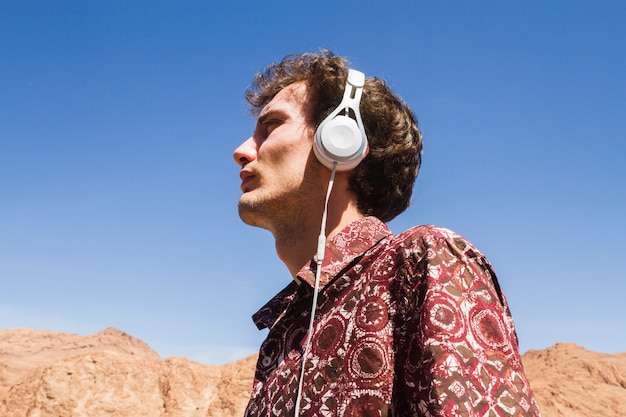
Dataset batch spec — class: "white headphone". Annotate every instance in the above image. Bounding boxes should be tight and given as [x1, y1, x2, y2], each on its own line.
[313, 69, 368, 171]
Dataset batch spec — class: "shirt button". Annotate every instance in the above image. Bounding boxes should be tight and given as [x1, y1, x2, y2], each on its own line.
[261, 356, 272, 367]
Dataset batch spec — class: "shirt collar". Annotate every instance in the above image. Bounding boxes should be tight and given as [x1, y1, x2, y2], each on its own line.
[252, 217, 391, 330]
[296, 216, 391, 289]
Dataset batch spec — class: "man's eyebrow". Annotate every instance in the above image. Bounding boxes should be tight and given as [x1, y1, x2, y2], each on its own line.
[257, 108, 289, 125]
[256, 112, 271, 126]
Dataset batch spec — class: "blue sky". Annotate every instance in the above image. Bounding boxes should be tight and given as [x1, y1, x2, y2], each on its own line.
[1, 1, 624, 364]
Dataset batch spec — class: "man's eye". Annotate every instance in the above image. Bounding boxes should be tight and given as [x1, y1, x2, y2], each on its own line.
[264, 119, 281, 133]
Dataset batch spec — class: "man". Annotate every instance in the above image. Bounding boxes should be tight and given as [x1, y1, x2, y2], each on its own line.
[233, 50, 540, 417]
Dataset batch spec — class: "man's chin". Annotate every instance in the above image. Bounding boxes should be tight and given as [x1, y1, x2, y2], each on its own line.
[238, 198, 264, 227]
[238, 192, 258, 211]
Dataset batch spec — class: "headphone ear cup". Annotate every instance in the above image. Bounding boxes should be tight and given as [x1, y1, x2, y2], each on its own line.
[313, 68, 368, 172]
[314, 115, 367, 171]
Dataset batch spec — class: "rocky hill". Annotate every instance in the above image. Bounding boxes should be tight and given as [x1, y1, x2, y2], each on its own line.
[0, 327, 624, 416]
[523, 342, 626, 417]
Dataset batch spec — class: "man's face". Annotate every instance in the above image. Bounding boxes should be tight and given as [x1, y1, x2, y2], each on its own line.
[233, 82, 326, 234]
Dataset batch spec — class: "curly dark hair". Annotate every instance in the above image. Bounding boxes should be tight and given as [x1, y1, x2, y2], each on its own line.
[245, 50, 423, 222]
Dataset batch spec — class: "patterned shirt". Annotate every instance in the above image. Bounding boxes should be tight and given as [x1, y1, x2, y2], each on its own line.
[246, 217, 541, 416]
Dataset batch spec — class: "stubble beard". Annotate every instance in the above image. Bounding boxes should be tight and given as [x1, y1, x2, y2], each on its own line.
[238, 191, 309, 245]
[238, 158, 327, 248]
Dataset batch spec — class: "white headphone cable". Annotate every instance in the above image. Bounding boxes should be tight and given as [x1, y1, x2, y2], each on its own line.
[294, 161, 337, 417]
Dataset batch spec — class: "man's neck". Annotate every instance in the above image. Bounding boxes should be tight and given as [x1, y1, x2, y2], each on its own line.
[275, 194, 364, 278]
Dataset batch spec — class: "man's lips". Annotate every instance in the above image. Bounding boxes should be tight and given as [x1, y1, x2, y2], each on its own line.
[239, 170, 256, 192]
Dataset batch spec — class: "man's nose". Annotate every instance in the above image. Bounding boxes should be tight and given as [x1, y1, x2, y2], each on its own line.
[233, 136, 257, 167]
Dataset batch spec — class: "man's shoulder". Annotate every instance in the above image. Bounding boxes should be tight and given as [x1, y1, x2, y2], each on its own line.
[385, 223, 485, 260]
[392, 223, 464, 246]
[386, 223, 488, 270]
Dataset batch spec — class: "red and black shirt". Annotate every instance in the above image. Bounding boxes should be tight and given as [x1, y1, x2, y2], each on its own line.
[246, 217, 541, 417]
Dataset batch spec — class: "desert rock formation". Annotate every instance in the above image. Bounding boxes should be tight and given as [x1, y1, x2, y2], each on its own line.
[523, 342, 626, 417]
[1, 327, 624, 417]
[0, 328, 253, 417]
